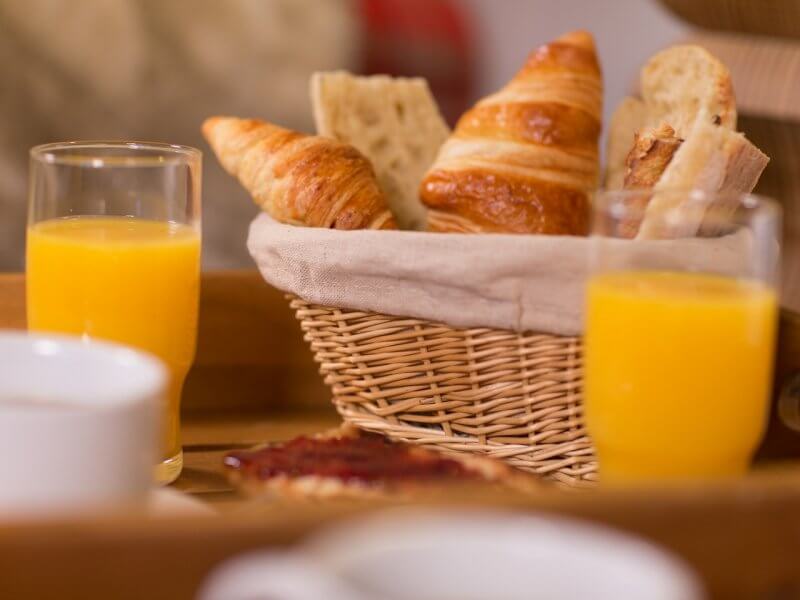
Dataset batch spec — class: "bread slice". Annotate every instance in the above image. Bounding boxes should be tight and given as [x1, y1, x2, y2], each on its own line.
[311, 71, 450, 230]
[616, 124, 683, 238]
[604, 96, 647, 189]
[641, 45, 737, 137]
[636, 121, 769, 239]
[224, 425, 543, 501]
[604, 45, 737, 189]
[623, 124, 683, 191]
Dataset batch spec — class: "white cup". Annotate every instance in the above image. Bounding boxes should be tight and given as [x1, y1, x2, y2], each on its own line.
[200, 509, 703, 600]
[0, 331, 166, 518]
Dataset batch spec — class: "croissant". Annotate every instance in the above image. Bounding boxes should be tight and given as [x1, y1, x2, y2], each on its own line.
[420, 30, 602, 235]
[202, 117, 396, 230]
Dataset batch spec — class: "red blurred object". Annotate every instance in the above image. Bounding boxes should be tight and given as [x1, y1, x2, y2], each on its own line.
[357, 0, 476, 125]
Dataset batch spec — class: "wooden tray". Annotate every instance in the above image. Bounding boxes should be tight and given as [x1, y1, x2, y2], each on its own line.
[1, 271, 799, 600]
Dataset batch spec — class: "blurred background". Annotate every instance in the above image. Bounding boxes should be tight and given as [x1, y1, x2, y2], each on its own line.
[1, 0, 797, 307]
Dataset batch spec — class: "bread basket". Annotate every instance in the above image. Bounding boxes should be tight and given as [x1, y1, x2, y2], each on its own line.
[249, 214, 749, 486]
[245, 213, 602, 484]
[289, 298, 593, 486]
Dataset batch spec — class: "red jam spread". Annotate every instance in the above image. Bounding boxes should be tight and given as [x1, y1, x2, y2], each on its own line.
[224, 433, 478, 484]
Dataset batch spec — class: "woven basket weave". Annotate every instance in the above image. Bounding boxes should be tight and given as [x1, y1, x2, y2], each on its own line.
[290, 297, 597, 486]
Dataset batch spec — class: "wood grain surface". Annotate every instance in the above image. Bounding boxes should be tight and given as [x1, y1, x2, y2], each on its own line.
[2, 427, 800, 600]
[0, 271, 800, 600]
[660, 0, 800, 39]
[183, 271, 329, 412]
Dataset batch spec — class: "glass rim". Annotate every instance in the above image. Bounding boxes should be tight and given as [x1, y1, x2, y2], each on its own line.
[592, 188, 780, 221]
[30, 140, 202, 167]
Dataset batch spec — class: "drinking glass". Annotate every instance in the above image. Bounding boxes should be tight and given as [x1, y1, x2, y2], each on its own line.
[26, 141, 202, 484]
[584, 189, 781, 483]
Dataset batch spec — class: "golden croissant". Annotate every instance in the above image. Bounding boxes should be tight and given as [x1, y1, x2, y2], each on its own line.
[420, 30, 602, 235]
[202, 116, 397, 230]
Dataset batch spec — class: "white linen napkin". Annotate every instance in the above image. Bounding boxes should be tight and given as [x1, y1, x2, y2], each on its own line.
[247, 213, 752, 336]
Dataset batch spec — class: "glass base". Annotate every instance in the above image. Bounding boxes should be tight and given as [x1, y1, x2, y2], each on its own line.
[155, 450, 183, 485]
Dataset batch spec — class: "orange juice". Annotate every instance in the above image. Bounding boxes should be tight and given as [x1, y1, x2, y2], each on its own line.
[26, 216, 200, 478]
[584, 271, 777, 482]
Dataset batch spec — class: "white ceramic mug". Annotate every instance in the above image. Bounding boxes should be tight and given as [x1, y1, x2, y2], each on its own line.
[200, 509, 703, 600]
[0, 331, 166, 518]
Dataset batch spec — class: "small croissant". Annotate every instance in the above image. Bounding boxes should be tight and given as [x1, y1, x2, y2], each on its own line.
[203, 117, 397, 230]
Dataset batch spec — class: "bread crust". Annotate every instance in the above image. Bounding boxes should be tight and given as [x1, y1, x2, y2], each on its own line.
[604, 45, 738, 191]
[310, 72, 449, 230]
[636, 121, 769, 239]
[604, 97, 648, 189]
[623, 124, 683, 191]
[617, 124, 683, 238]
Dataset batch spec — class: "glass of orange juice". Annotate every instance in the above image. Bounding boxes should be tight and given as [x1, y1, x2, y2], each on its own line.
[26, 142, 201, 484]
[584, 190, 781, 483]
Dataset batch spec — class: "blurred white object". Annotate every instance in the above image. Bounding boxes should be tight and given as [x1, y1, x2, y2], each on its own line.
[199, 509, 703, 600]
[0, 331, 165, 518]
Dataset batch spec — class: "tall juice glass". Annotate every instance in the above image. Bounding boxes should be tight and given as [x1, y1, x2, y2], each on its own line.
[584, 190, 781, 483]
[26, 142, 201, 484]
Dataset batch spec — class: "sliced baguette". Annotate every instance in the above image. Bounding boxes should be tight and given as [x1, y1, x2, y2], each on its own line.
[617, 124, 683, 238]
[636, 121, 769, 239]
[604, 45, 737, 190]
[604, 96, 647, 189]
[311, 71, 450, 230]
[623, 124, 683, 191]
[641, 45, 737, 136]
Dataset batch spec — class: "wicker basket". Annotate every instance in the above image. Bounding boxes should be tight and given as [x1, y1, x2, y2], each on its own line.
[290, 297, 597, 486]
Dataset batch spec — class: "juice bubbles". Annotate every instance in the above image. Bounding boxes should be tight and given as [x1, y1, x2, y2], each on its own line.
[584, 271, 777, 482]
[27, 216, 200, 482]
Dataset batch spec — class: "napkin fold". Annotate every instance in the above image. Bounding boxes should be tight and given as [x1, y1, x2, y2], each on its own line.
[247, 213, 752, 336]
